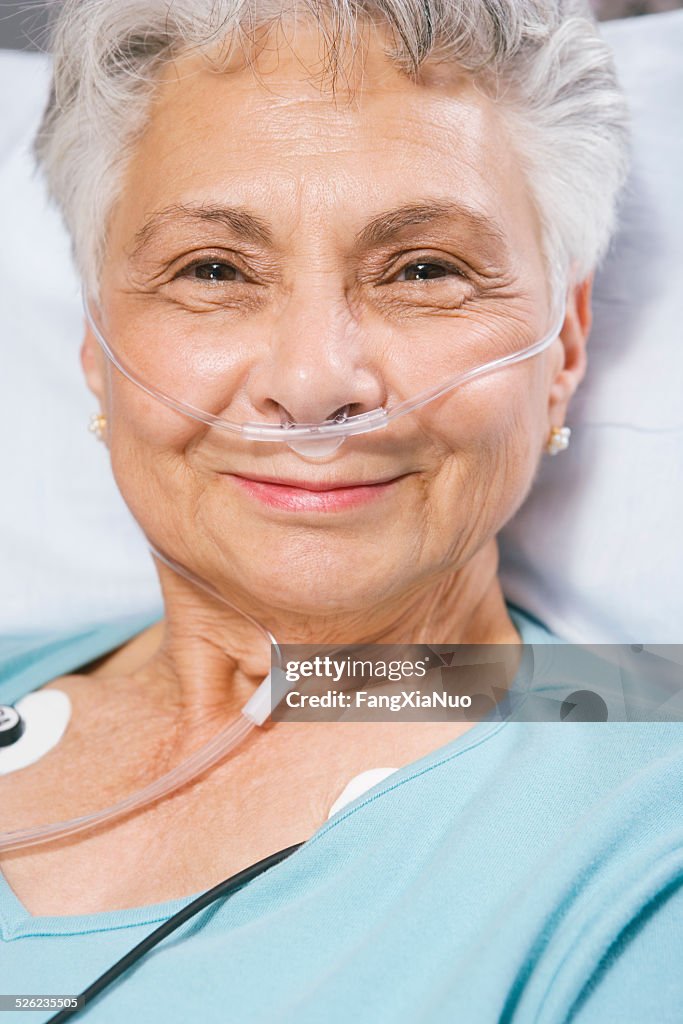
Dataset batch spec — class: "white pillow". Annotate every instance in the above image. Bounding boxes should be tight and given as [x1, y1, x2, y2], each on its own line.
[0, 53, 163, 633]
[499, 10, 683, 643]
[0, 12, 681, 641]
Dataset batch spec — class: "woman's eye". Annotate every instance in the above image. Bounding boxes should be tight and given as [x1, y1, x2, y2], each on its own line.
[179, 261, 245, 283]
[395, 261, 463, 282]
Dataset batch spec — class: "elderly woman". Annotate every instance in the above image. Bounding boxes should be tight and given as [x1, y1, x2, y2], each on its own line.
[1, 1, 681, 1022]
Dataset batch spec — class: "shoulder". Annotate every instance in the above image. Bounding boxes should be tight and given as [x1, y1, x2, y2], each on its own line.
[0, 613, 162, 705]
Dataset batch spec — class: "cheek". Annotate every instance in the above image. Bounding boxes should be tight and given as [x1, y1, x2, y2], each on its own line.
[416, 366, 548, 554]
[105, 364, 204, 449]
[105, 378, 208, 546]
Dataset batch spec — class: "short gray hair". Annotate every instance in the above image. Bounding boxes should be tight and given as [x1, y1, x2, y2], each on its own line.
[34, 0, 630, 302]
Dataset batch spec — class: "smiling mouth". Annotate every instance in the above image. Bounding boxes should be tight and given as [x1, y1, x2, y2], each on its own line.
[229, 472, 406, 490]
[222, 471, 410, 512]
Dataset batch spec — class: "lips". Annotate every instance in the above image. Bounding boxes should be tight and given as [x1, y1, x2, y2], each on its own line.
[223, 471, 407, 512]
[229, 472, 403, 491]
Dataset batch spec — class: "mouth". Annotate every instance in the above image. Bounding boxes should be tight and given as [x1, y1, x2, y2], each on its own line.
[222, 471, 409, 512]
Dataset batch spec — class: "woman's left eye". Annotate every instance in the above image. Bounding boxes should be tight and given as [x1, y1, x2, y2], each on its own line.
[393, 261, 464, 282]
[177, 261, 246, 283]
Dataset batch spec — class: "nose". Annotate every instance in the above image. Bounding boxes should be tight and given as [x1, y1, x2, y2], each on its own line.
[247, 295, 386, 427]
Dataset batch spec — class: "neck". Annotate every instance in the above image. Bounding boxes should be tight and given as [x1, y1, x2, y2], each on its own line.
[134, 539, 519, 729]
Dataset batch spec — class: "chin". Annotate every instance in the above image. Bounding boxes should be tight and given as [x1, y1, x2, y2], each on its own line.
[210, 529, 414, 618]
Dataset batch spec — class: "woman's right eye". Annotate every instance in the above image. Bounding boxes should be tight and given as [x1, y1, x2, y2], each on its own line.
[178, 261, 245, 283]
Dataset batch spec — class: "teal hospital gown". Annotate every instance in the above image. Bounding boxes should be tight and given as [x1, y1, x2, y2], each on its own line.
[0, 605, 681, 1023]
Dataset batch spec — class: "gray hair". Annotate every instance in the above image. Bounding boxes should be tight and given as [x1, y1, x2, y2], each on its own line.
[34, 0, 630, 303]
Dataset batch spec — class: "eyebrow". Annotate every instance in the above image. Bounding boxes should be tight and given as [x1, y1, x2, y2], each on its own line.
[129, 204, 275, 258]
[354, 200, 508, 256]
[129, 199, 508, 259]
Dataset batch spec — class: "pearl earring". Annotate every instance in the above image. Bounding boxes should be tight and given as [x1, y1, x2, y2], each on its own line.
[88, 412, 107, 442]
[546, 425, 571, 455]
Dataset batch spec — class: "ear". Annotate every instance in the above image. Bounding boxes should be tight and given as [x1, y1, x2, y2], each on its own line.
[80, 321, 108, 408]
[547, 272, 593, 429]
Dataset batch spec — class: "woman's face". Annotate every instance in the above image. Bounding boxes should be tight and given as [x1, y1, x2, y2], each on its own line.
[84, 21, 582, 616]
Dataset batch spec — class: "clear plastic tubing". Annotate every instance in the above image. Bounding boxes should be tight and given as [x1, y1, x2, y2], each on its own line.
[0, 714, 255, 852]
[1, 281, 568, 850]
[82, 283, 568, 459]
[0, 548, 285, 853]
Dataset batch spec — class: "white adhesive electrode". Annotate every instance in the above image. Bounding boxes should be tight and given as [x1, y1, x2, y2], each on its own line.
[0, 690, 72, 775]
[327, 767, 399, 819]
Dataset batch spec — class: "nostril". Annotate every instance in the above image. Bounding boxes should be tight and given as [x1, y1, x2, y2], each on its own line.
[279, 404, 353, 427]
[278, 405, 296, 428]
[331, 405, 351, 423]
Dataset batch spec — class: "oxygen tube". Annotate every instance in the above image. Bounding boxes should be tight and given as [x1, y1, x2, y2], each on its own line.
[82, 274, 568, 459]
[0, 279, 568, 853]
[0, 548, 290, 854]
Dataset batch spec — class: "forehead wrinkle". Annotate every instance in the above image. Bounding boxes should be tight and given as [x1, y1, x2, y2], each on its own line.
[129, 203, 274, 258]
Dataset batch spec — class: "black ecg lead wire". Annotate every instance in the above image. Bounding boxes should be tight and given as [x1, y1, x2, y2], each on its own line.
[47, 841, 305, 1024]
